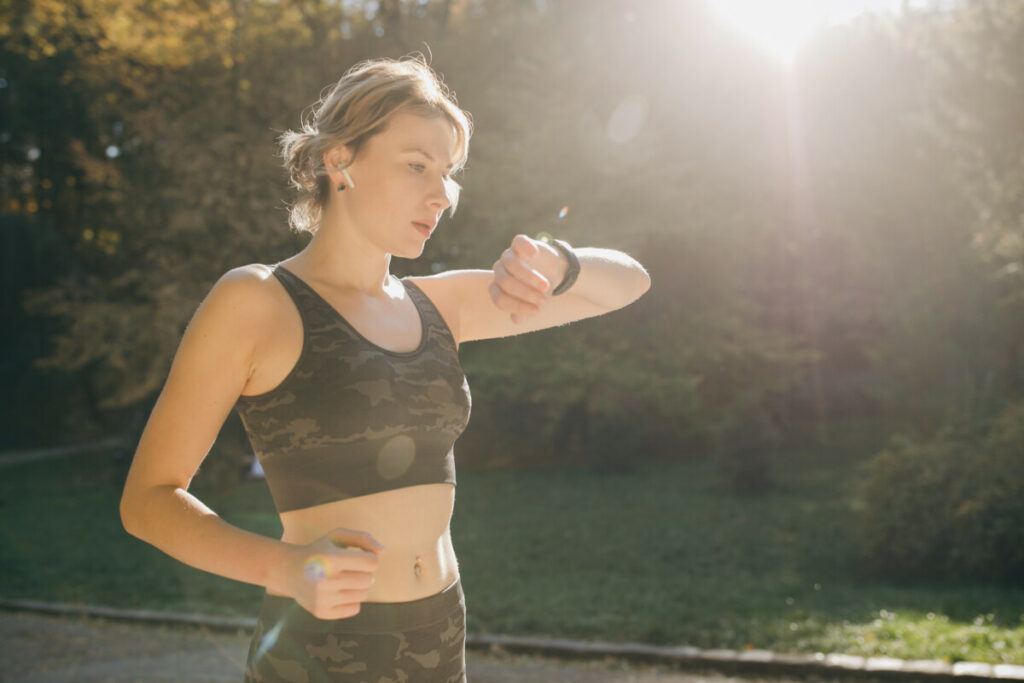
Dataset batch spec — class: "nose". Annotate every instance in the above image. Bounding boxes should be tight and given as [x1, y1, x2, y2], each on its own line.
[430, 176, 452, 212]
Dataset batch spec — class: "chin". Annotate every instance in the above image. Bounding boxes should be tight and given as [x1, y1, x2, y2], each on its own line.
[396, 244, 427, 261]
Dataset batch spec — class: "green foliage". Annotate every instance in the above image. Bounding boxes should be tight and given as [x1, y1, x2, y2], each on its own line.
[6, 445, 1024, 663]
[858, 403, 1024, 583]
[5, 0, 1024, 474]
[897, 0, 1024, 403]
[459, 227, 813, 471]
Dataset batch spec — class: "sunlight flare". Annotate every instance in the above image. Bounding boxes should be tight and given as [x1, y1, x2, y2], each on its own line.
[707, 0, 912, 62]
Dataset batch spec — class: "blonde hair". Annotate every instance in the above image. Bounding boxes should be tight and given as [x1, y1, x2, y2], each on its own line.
[279, 54, 473, 234]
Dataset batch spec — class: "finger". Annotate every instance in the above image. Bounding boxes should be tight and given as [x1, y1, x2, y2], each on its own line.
[326, 548, 380, 575]
[327, 528, 386, 554]
[510, 309, 537, 324]
[316, 576, 371, 600]
[331, 587, 372, 605]
[488, 282, 540, 317]
[496, 263, 547, 306]
[500, 251, 550, 296]
[489, 282, 544, 317]
[497, 275, 546, 308]
[316, 600, 361, 620]
[512, 234, 539, 259]
[327, 570, 376, 589]
[330, 602, 362, 619]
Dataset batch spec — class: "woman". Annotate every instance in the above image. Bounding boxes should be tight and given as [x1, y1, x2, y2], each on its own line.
[120, 55, 650, 682]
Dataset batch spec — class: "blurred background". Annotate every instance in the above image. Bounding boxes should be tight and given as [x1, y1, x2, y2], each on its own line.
[2, 0, 1023, 664]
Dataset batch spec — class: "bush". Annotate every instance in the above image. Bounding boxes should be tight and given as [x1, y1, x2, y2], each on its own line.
[858, 404, 1024, 582]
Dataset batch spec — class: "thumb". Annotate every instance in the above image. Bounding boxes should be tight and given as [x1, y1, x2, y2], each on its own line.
[512, 234, 539, 259]
[328, 528, 386, 554]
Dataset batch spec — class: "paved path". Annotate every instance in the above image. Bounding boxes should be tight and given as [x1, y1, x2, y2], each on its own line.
[0, 610, 812, 683]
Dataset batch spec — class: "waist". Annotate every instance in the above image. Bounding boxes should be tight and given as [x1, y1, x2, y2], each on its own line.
[274, 483, 458, 602]
[259, 576, 465, 634]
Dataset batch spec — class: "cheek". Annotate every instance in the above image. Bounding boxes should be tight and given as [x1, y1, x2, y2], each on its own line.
[351, 168, 420, 224]
[353, 170, 405, 214]
[386, 177, 419, 209]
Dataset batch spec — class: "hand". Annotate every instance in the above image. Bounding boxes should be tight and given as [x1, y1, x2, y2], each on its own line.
[489, 234, 565, 324]
[280, 527, 385, 620]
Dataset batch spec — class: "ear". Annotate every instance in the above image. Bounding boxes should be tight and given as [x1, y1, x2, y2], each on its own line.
[323, 144, 353, 180]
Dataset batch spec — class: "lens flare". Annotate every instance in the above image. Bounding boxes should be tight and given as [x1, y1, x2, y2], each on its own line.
[606, 95, 649, 145]
[376, 434, 416, 479]
[304, 556, 328, 583]
[251, 617, 285, 664]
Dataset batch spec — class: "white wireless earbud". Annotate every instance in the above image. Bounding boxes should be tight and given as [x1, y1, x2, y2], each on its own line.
[341, 168, 355, 189]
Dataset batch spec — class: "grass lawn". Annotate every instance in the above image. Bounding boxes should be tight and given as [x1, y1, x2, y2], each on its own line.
[1, 442, 1022, 665]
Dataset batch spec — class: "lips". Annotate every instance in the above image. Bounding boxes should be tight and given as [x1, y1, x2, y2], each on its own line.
[412, 221, 434, 238]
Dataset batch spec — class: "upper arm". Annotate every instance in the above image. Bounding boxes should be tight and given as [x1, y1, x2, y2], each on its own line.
[120, 265, 272, 518]
[409, 269, 608, 345]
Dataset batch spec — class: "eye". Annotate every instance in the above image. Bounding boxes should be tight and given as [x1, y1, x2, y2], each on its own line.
[410, 162, 453, 182]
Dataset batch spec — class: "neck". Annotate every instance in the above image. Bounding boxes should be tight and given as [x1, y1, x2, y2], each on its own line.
[292, 213, 393, 296]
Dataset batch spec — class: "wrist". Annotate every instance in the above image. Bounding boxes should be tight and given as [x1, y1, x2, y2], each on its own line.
[539, 242, 569, 291]
[265, 541, 301, 596]
[536, 235, 580, 295]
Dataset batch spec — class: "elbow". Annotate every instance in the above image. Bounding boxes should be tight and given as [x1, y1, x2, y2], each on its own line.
[605, 264, 650, 313]
[623, 265, 650, 307]
[120, 488, 153, 540]
[635, 267, 651, 300]
[120, 483, 181, 540]
[603, 268, 649, 314]
[120, 495, 141, 537]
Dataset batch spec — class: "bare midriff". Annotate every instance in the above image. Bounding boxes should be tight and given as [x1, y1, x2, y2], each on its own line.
[266, 482, 459, 603]
[248, 263, 460, 604]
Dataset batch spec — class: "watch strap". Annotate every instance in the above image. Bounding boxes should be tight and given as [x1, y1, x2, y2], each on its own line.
[548, 238, 580, 296]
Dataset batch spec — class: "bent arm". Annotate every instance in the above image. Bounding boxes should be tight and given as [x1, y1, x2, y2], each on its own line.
[413, 237, 650, 344]
[122, 484, 296, 595]
[545, 245, 651, 312]
[119, 265, 295, 595]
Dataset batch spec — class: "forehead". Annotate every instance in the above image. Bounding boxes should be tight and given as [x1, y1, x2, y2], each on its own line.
[376, 112, 457, 168]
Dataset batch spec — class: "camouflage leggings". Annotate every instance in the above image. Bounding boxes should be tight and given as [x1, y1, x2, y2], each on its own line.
[243, 578, 466, 683]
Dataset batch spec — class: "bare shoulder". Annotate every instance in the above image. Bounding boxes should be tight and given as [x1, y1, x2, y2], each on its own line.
[189, 263, 289, 351]
[205, 263, 282, 314]
[217, 262, 278, 289]
[120, 264, 287, 504]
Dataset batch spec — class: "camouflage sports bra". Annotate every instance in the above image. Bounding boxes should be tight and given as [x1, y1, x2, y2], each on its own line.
[234, 264, 471, 513]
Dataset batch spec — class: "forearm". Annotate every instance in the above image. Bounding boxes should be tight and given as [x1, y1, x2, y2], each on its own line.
[121, 486, 295, 595]
[554, 246, 650, 311]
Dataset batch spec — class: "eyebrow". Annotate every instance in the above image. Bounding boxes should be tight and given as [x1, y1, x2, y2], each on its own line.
[401, 146, 454, 171]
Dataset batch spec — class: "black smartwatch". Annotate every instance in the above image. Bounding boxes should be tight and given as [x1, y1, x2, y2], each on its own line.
[537, 235, 580, 296]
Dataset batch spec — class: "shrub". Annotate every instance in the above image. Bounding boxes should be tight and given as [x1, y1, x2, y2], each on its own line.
[858, 404, 1024, 582]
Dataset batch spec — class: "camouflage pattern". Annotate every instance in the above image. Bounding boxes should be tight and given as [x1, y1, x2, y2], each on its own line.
[233, 264, 472, 513]
[243, 579, 467, 682]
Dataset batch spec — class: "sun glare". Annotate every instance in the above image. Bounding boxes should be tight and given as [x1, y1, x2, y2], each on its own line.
[710, 0, 829, 61]
[709, 0, 898, 62]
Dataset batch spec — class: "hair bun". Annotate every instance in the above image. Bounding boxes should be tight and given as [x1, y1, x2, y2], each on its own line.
[280, 128, 322, 194]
